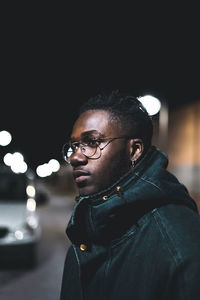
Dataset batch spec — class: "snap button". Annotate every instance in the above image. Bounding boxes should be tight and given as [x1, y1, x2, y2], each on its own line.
[80, 244, 87, 251]
[116, 186, 121, 192]
[116, 185, 124, 201]
[103, 195, 108, 201]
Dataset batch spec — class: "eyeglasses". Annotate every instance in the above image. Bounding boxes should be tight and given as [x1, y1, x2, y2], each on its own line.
[62, 135, 130, 164]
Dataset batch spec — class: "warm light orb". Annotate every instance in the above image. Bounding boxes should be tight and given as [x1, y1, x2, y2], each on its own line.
[26, 185, 36, 197]
[138, 95, 161, 116]
[26, 198, 36, 212]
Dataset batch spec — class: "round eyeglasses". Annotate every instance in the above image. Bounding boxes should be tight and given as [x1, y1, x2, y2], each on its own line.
[62, 136, 130, 164]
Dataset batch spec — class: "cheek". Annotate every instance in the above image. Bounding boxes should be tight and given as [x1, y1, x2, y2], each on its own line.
[90, 147, 130, 187]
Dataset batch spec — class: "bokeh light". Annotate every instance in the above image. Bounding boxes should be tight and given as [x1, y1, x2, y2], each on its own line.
[138, 95, 161, 116]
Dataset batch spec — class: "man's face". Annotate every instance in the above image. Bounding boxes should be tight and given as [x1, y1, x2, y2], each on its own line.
[70, 109, 132, 196]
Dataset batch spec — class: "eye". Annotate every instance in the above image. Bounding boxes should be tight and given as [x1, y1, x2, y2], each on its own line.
[87, 139, 101, 147]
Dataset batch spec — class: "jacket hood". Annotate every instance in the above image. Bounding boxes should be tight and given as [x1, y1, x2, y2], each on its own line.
[66, 146, 197, 246]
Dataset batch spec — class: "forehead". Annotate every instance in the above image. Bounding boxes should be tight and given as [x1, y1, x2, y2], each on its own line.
[71, 109, 121, 138]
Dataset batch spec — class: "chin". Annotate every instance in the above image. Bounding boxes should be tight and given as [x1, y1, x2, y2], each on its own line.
[78, 183, 100, 196]
[79, 187, 95, 196]
[77, 176, 114, 196]
[78, 182, 111, 197]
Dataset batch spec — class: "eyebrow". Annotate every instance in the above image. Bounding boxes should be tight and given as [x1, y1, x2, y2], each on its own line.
[70, 130, 105, 142]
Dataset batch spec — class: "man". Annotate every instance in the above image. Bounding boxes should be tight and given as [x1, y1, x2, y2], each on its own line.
[60, 90, 200, 300]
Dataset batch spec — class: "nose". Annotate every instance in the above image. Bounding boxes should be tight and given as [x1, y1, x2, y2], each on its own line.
[70, 147, 88, 166]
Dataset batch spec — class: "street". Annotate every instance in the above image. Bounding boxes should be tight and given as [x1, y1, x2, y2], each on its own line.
[0, 187, 75, 300]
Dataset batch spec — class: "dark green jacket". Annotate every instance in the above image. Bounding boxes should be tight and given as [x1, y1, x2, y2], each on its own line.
[60, 146, 200, 300]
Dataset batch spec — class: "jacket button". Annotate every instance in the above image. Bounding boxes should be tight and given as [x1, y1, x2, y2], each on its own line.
[116, 186, 121, 192]
[103, 195, 108, 201]
[80, 244, 87, 251]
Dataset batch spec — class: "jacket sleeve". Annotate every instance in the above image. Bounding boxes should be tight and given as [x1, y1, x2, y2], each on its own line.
[60, 245, 81, 300]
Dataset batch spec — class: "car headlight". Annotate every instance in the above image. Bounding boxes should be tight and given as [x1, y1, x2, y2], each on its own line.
[14, 230, 24, 240]
[13, 215, 39, 241]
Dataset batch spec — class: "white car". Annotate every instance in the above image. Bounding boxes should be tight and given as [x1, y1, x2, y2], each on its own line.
[0, 165, 41, 268]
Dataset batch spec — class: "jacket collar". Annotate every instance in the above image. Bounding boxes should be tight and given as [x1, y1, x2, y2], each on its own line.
[66, 146, 197, 246]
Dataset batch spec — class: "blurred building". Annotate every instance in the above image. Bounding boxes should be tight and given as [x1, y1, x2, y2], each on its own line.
[153, 99, 200, 212]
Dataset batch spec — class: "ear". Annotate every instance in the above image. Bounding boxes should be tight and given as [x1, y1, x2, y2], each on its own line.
[128, 138, 144, 163]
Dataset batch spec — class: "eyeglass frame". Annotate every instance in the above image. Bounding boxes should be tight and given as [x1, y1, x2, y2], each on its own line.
[62, 136, 133, 164]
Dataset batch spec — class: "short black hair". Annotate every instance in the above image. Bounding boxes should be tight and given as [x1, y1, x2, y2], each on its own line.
[79, 89, 153, 153]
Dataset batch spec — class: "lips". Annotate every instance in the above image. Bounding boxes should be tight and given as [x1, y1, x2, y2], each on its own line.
[73, 169, 90, 183]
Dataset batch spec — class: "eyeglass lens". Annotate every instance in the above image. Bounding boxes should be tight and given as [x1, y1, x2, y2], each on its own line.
[63, 143, 100, 162]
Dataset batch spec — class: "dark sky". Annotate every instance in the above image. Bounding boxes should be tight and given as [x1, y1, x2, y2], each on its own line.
[1, 8, 200, 173]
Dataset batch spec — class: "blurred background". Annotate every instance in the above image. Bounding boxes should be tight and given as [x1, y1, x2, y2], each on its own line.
[0, 4, 200, 300]
[0, 87, 200, 300]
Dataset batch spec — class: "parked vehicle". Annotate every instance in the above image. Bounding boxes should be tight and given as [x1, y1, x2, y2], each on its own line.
[0, 164, 41, 268]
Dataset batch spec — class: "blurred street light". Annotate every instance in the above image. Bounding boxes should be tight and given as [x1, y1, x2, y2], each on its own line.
[36, 163, 52, 178]
[36, 159, 60, 177]
[138, 95, 161, 116]
[48, 159, 60, 172]
[0, 130, 12, 146]
[3, 152, 28, 173]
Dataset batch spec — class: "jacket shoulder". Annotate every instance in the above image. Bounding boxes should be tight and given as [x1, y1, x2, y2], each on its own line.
[152, 204, 200, 263]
